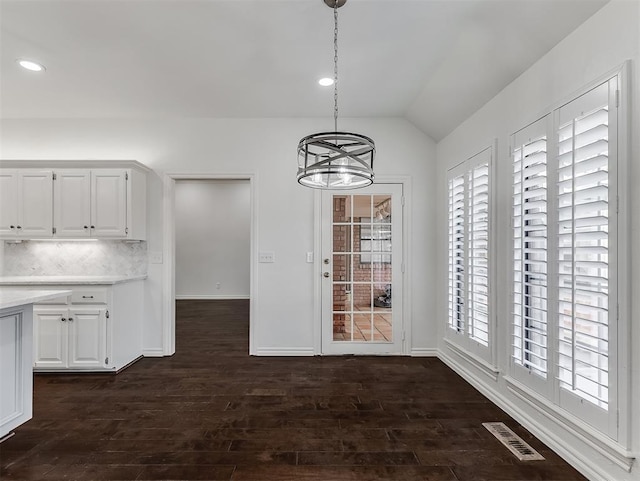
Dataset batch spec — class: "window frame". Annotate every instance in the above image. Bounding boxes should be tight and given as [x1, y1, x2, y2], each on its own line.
[509, 68, 628, 441]
[446, 145, 495, 363]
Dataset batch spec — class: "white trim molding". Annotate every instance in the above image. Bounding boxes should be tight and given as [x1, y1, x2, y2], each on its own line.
[142, 348, 164, 357]
[504, 376, 635, 473]
[175, 295, 250, 300]
[410, 348, 438, 357]
[254, 348, 315, 357]
[444, 338, 500, 381]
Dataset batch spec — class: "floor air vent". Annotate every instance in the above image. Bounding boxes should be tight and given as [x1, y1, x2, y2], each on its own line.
[482, 422, 545, 461]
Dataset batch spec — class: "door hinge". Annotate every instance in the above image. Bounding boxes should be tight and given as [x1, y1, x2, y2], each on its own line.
[401, 262, 405, 273]
[401, 195, 405, 206]
[617, 410, 620, 428]
[52, 227, 56, 235]
[52, 172, 57, 180]
[105, 357, 109, 365]
[617, 195, 619, 214]
[615, 90, 620, 108]
[402, 331, 406, 341]
[105, 310, 110, 319]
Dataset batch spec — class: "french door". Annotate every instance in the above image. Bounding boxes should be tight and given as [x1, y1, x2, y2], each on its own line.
[321, 184, 404, 355]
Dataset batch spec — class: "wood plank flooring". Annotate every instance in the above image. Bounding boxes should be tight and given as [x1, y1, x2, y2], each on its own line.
[0, 300, 588, 480]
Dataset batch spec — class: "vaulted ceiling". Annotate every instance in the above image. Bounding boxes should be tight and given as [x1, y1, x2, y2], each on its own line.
[0, 0, 608, 141]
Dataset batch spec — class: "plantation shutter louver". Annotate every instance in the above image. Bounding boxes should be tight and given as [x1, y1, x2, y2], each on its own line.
[556, 81, 612, 410]
[448, 175, 465, 333]
[467, 163, 490, 346]
[512, 117, 549, 378]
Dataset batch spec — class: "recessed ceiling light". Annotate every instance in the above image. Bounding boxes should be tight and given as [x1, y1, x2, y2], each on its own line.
[17, 59, 46, 72]
[318, 77, 334, 87]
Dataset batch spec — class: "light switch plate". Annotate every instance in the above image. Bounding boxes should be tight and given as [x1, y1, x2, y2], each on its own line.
[150, 252, 163, 264]
[306, 252, 314, 263]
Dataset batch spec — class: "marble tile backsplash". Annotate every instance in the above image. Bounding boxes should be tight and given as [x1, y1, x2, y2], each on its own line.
[2, 240, 147, 277]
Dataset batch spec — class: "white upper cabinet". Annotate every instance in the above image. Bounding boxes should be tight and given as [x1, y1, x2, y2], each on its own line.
[0, 161, 147, 240]
[53, 167, 146, 240]
[53, 170, 92, 237]
[0, 170, 53, 238]
[91, 170, 127, 237]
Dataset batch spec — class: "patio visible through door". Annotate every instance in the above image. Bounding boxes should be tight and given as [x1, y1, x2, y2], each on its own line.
[321, 184, 403, 355]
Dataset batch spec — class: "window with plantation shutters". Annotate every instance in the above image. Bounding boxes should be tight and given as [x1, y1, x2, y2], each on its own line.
[556, 81, 613, 410]
[512, 117, 549, 378]
[509, 73, 622, 436]
[447, 147, 492, 352]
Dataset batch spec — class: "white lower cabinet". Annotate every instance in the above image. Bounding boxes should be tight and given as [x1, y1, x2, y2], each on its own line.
[34, 306, 106, 369]
[0, 306, 33, 438]
[32, 280, 143, 372]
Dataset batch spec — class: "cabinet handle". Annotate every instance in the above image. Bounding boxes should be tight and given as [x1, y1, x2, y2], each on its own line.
[68, 317, 74, 322]
[90, 225, 95, 229]
[84, 225, 88, 229]
[9, 225, 15, 229]
[61, 318, 67, 322]
[16, 225, 22, 229]
[82, 295, 94, 299]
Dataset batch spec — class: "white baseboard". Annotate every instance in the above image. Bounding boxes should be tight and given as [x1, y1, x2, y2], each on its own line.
[142, 348, 165, 357]
[254, 348, 315, 357]
[410, 348, 438, 357]
[175, 295, 250, 300]
[437, 348, 633, 481]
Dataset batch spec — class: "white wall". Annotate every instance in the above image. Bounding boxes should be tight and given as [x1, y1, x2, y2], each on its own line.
[435, 1, 639, 480]
[0, 117, 437, 355]
[175, 179, 250, 299]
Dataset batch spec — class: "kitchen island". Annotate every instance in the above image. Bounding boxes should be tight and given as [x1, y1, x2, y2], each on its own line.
[0, 289, 71, 440]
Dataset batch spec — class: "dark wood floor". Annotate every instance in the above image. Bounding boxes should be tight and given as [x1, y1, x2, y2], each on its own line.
[1, 300, 587, 481]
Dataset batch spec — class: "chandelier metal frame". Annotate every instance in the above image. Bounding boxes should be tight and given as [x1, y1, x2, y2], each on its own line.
[297, 0, 375, 190]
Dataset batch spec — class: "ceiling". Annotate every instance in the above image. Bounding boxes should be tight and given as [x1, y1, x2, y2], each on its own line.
[0, 0, 608, 141]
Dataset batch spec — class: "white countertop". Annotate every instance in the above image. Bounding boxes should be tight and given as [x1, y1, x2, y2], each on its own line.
[0, 275, 147, 286]
[0, 289, 73, 310]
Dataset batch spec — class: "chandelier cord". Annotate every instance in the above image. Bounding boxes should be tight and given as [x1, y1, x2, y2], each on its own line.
[333, 1, 339, 132]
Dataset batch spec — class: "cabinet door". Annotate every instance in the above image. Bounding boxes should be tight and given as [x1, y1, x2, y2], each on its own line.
[0, 312, 22, 434]
[91, 170, 127, 237]
[0, 170, 18, 237]
[54, 170, 91, 237]
[33, 308, 68, 368]
[67, 307, 106, 368]
[19, 171, 53, 237]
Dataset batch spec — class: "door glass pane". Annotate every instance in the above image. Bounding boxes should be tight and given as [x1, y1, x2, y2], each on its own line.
[333, 255, 351, 282]
[333, 196, 349, 223]
[333, 225, 350, 252]
[353, 313, 372, 341]
[374, 313, 392, 341]
[333, 313, 350, 341]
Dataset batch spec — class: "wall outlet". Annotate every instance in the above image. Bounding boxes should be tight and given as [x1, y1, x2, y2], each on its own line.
[258, 251, 275, 263]
[150, 252, 163, 264]
[216, 282, 221, 289]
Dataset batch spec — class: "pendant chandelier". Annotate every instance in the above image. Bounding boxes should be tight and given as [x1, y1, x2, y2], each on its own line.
[297, 0, 375, 190]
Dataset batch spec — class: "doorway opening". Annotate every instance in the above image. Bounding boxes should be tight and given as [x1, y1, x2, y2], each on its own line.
[163, 175, 255, 356]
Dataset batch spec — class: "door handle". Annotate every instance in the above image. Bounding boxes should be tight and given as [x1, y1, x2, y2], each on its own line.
[323, 272, 330, 278]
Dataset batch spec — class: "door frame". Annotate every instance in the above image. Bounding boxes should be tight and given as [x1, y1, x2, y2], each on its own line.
[162, 173, 257, 356]
[313, 176, 412, 355]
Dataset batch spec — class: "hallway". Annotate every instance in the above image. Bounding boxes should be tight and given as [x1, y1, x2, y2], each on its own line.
[0, 300, 587, 480]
